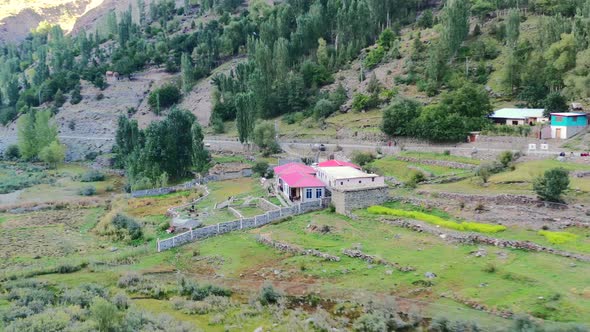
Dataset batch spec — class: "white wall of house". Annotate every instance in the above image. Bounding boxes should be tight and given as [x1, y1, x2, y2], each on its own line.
[327, 176, 385, 189]
[551, 126, 585, 139]
[276, 178, 324, 202]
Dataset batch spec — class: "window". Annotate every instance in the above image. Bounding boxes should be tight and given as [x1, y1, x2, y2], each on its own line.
[316, 188, 322, 198]
[572, 116, 578, 122]
[359, 180, 362, 184]
[306, 188, 312, 199]
[512, 120, 518, 125]
[340, 181, 343, 185]
[372, 178, 375, 182]
[555, 116, 563, 122]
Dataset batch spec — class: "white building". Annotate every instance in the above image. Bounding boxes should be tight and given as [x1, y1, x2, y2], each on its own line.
[489, 108, 547, 126]
[315, 160, 385, 190]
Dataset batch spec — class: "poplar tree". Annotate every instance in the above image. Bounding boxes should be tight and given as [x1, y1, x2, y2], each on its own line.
[181, 53, 193, 93]
[235, 92, 256, 143]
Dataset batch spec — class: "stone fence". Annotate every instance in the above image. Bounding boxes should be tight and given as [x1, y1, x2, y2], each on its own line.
[157, 198, 331, 252]
[131, 180, 201, 198]
[396, 157, 476, 170]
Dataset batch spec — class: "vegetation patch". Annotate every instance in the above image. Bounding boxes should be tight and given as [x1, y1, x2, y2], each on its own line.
[538, 231, 578, 244]
[367, 206, 506, 233]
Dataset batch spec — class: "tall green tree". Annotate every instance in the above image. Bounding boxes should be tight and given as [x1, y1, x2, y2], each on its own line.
[191, 121, 209, 172]
[17, 109, 57, 160]
[235, 92, 256, 143]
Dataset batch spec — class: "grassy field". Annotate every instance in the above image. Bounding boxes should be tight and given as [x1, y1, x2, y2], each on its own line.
[370, 157, 470, 182]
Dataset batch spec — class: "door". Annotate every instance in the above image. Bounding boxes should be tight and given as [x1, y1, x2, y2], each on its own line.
[555, 128, 562, 139]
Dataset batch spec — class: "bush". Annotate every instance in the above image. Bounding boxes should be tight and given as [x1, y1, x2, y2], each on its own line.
[85, 151, 99, 161]
[79, 185, 97, 196]
[112, 214, 143, 241]
[367, 206, 506, 233]
[498, 151, 513, 168]
[258, 283, 281, 305]
[538, 230, 577, 244]
[56, 263, 82, 274]
[364, 46, 386, 69]
[81, 170, 106, 182]
[351, 151, 375, 166]
[352, 93, 378, 112]
[533, 168, 570, 203]
[353, 312, 387, 332]
[252, 161, 270, 177]
[148, 84, 181, 112]
[406, 171, 426, 188]
[4, 144, 20, 160]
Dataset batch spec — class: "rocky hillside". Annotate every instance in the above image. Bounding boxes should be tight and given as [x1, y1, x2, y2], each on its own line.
[0, 0, 108, 44]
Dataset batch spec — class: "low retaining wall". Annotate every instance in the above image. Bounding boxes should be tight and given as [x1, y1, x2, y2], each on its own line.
[157, 199, 329, 252]
[257, 235, 340, 261]
[131, 180, 200, 198]
[380, 218, 590, 262]
[397, 157, 476, 170]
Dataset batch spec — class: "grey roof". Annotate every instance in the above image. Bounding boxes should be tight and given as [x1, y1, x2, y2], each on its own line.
[489, 108, 545, 119]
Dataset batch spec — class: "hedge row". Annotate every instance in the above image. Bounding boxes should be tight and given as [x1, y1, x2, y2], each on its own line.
[538, 230, 578, 244]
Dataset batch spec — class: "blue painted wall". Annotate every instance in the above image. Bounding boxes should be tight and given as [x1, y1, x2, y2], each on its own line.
[551, 114, 588, 127]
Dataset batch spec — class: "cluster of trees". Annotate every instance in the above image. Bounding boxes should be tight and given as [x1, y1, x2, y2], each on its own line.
[15, 109, 65, 167]
[211, 0, 433, 141]
[114, 108, 209, 190]
[381, 84, 492, 142]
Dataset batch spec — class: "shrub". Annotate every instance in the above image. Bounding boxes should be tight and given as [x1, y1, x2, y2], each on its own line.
[538, 230, 577, 244]
[364, 46, 386, 69]
[4, 144, 20, 160]
[252, 161, 270, 177]
[56, 263, 82, 274]
[406, 171, 426, 188]
[353, 312, 387, 332]
[351, 151, 375, 166]
[118, 272, 142, 288]
[85, 151, 99, 161]
[81, 170, 106, 182]
[351, 93, 378, 112]
[112, 214, 143, 241]
[483, 263, 497, 273]
[112, 292, 129, 310]
[78, 185, 97, 196]
[533, 168, 570, 203]
[258, 283, 281, 305]
[367, 206, 506, 233]
[148, 84, 181, 112]
[498, 151, 513, 168]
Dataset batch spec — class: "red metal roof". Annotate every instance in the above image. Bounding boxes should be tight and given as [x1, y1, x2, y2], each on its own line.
[317, 160, 361, 169]
[280, 172, 325, 188]
[274, 162, 315, 176]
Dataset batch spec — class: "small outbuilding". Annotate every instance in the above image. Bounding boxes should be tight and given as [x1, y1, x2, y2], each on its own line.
[489, 108, 547, 126]
[550, 112, 588, 139]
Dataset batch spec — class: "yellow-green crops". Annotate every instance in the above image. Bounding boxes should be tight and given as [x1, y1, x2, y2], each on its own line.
[367, 206, 506, 233]
[538, 230, 577, 244]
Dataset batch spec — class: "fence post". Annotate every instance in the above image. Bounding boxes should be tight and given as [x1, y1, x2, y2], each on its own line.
[254, 216, 257, 227]
[190, 227, 193, 240]
[298, 203, 301, 214]
[172, 236, 175, 247]
[240, 218, 243, 229]
[217, 223, 220, 233]
[157, 238, 160, 252]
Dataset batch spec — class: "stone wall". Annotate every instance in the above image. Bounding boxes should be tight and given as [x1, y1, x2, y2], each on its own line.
[397, 157, 476, 170]
[157, 199, 329, 252]
[131, 180, 200, 198]
[331, 186, 389, 214]
[258, 198, 280, 211]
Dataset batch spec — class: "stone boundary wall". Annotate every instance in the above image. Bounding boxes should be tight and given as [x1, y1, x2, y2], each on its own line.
[380, 217, 590, 262]
[397, 157, 476, 170]
[258, 198, 280, 211]
[341, 249, 415, 272]
[257, 235, 340, 261]
[228, 206, 243, 219]
[416, 191, 572, 210]
[131, 180, 201, 198]
[157, 199, 329, 252]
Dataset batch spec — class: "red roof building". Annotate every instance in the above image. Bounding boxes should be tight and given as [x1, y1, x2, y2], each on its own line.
[273, 163, 325, 203]
[274, 162, 316, 176]
[317, 160, 361, 169]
